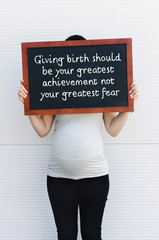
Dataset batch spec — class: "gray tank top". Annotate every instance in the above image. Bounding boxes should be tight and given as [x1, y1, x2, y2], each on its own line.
[47, 112, 109, 179]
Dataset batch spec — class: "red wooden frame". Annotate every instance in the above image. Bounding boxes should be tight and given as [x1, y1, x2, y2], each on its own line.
[21, 38, 134, 115]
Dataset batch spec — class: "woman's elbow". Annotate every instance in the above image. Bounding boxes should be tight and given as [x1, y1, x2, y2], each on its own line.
[38, 133, 45, 138]
[107, 129, 118, 137]
[104, 124, 118, 137]
[38, 132, 48, 138]
[110, 132, 118, 137]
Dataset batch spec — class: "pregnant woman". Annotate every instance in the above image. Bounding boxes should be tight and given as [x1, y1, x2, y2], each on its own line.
[17, 35, 139, 240]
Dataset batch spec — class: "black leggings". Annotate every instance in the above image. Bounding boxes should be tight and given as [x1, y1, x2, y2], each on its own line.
[47, 174, 110, 240]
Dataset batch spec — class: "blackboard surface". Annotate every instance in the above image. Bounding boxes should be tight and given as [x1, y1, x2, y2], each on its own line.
[21, 38, 134, 115]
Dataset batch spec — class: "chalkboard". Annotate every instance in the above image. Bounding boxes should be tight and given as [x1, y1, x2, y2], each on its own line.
[21, 38, 134, 115]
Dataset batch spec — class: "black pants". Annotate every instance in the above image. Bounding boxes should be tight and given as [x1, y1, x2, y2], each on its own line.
[47, 174, 110, 240]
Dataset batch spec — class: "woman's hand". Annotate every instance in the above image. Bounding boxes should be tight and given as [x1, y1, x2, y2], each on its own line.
[17, 80, 28, 104]
[129, 81, 140, 103]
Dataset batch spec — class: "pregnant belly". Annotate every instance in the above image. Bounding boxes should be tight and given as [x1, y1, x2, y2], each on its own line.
[49, 125, 105, 175]
[55, 156, 88, 175]
[49, 151, 106, 177]
[50, 129, 104, 160]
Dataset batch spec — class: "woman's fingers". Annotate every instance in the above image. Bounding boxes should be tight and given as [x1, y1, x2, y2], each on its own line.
[20, 80, 28, 93]
[129, 85, 136, 93]
[18, 91, 26, 98]
[18, 90, 26, 100]
[21, 84, 28, 93]
[19, 88, 27, 98]
[129, 87, 137, 98]
[17, 80, 28, 104]
[19, 80, 28, 97]
[129, 81, 139, 102]
[130, 80, 136, 87]
[17, 92, 24, 104]
[20, 86, 27, 96]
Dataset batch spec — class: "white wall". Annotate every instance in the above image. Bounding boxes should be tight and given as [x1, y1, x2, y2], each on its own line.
[0, 0, 159, 239]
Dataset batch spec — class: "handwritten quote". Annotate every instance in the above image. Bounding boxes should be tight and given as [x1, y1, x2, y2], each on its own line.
[33, 52, 122, 102]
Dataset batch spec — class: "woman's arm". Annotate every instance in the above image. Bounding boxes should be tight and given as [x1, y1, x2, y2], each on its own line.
[103, 81, 140, 137]
[28, 114, 55, 138]
[18, 80, 55, 138]
[103, 112, 130, 137]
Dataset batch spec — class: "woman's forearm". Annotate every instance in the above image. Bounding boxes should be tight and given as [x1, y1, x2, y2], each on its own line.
[108, 80, 139, 137]
[109, 112, 130, 137]
[28, 115, 48, 137]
